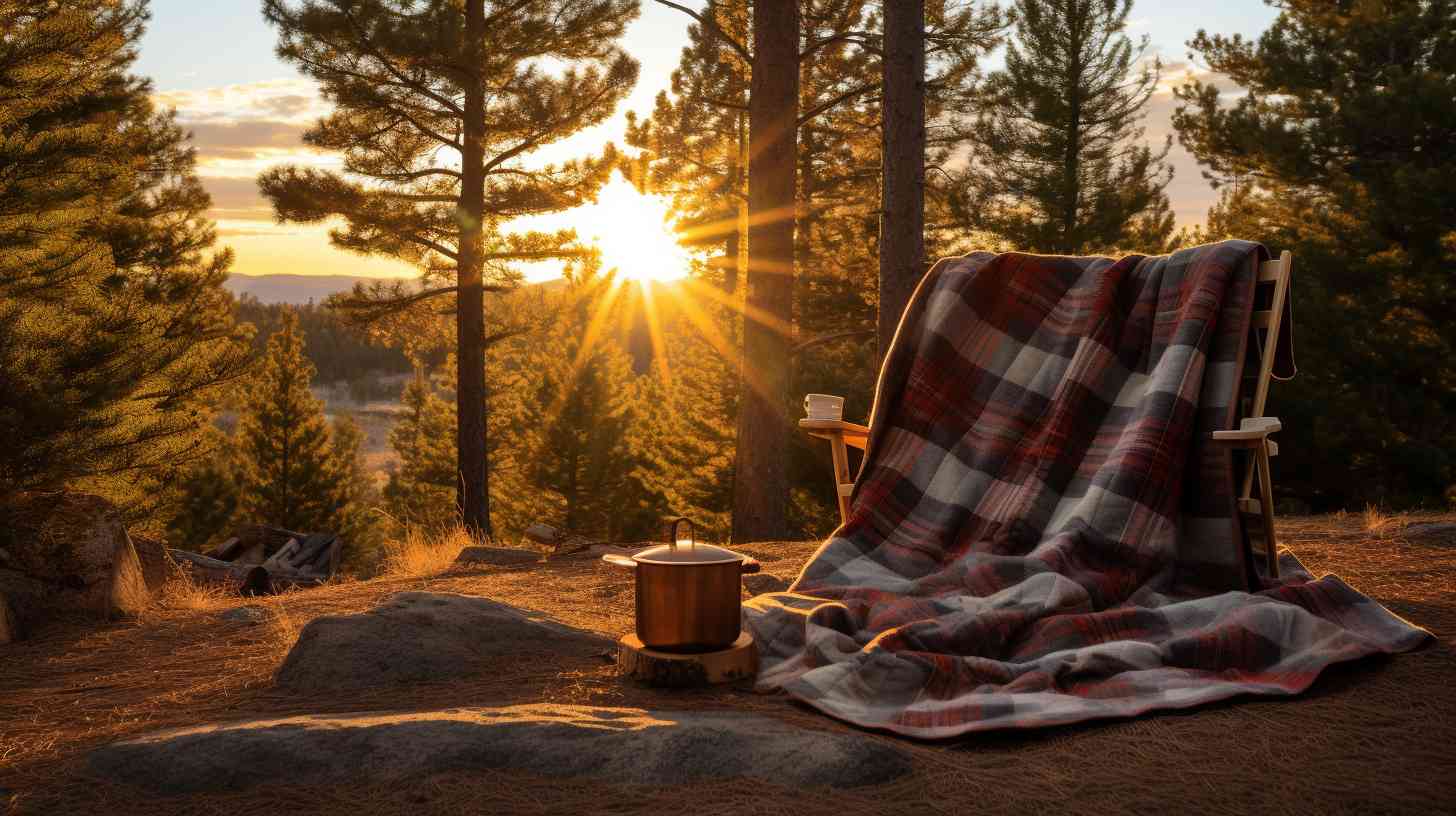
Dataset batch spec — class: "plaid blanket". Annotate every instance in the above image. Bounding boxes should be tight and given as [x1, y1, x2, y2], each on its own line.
[744, 242, 1430, 737]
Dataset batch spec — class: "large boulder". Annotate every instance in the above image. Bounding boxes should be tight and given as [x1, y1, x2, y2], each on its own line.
[130, 534, 179, 593]
[87, 704, 912, 793]
[275, 592, 612, 691]
[0, 492, 148, 623]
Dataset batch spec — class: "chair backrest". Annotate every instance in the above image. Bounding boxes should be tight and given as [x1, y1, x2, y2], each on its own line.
[1237, 250, 1293, 499]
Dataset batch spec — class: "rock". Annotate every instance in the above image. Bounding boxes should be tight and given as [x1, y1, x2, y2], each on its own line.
[130, 535, 179, 593]
[0, 492, 149, 619]
[454, 546, 541, 566]
[743, 574, 791, 596]
[275, 592, 612, 691]
[219, 606, 269, 625]
[87, 704, 911, 793]
[1403, 522, 1456, 542]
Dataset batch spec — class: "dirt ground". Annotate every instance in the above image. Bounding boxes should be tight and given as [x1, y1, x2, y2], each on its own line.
[2, 513, 1454, 815]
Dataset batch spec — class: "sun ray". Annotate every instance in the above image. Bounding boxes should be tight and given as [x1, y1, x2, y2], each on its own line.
[637, 280, 674, 392]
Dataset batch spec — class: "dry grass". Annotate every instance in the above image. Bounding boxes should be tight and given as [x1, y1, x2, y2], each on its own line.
[1362, 504, 1406, 537]
[151, 573, 231, 613]
[376, 524, 470, 579]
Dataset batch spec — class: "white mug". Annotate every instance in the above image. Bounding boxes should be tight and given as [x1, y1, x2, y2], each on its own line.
[803, 393, 844, 421]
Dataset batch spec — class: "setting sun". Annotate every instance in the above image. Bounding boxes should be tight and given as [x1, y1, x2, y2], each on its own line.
[582, 177, 693, 284]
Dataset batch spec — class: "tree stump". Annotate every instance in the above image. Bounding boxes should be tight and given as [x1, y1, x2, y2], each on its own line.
[616, 632, 756, 687]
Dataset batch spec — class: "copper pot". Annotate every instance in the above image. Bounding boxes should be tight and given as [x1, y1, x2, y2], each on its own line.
[602, 541, 761, 651]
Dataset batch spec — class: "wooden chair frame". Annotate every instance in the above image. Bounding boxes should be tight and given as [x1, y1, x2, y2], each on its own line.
[801, 251, 1294, 579]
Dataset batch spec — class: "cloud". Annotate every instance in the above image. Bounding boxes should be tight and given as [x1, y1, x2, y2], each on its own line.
[155, 81, 340, 179]
[154, 78, 329, 124]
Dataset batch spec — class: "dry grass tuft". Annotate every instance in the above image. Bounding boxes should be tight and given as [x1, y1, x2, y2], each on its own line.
[377, 524, 470, 578]
[1362, 504, 1406, 538]
[152, 572, 230, 613]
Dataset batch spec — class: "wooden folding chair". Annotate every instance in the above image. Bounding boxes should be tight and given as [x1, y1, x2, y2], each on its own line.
[800, 251, 1295, 579]
[1210, 249, 1294, 578]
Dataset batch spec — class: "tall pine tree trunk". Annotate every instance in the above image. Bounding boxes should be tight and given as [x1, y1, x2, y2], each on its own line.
[731, 0, 799, 542]
[878, 0, 926, 362]
[456, 0, 491, 539]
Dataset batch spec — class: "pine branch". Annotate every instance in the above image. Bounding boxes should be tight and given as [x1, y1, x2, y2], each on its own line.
[650, 0, 752, 63]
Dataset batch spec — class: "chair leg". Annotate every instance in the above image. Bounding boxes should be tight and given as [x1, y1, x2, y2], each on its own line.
[1256, 442, 1279, 579]
[829, 435, 852, 525]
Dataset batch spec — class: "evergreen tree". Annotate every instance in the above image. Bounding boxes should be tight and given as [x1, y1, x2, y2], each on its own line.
[259, 0, 640, 539]
[0, 0, 251, 515]
[383, 372, 458, 527]
[166, 427, 243, 550]
[329, 412, 384, 569]
[236, 311, 346, 532]
[530, 274, 647, 538]
[637, 0, 1000, 534]
[956, 0, 1174, 254]
[1174, 0, 1456, 508]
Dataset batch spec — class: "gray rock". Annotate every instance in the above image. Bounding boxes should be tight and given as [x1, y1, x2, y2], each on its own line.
[275, 592, 611, 691]
[131, 535, 180, 593]
[1403, 522, 1456, 541]
[0, 492, 148, 618]
[454, 546, 541, 566]
[87, 705, 910, 793]
[219, 606, 269, 625]
[743, 574, 791, 596]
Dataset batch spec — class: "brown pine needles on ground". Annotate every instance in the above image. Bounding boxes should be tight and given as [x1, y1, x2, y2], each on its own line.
[1, 516, 1453, 815]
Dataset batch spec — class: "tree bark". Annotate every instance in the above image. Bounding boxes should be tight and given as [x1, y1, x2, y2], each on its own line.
[456, 0, 491, 539]
[731, 0, 799, 542]
[877, 0, 926, 362]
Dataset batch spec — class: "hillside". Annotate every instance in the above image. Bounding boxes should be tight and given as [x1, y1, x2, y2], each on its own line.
[224, 274, 411, 305]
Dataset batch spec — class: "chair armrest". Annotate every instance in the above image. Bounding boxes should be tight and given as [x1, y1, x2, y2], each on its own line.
[799, 418, 870, 450]
[1210, 416, 1282, 444]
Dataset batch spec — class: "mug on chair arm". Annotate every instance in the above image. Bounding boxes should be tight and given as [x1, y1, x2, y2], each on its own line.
[804, 393, 845, 421]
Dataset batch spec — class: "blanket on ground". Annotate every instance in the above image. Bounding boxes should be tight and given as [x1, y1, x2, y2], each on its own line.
[744, 241, 1429, 737]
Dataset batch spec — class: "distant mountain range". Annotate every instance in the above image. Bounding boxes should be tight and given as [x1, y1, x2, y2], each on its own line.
[225, 274, 409, 304]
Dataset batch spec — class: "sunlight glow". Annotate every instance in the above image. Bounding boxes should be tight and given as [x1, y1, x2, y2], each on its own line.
[584, 178, 692, 284]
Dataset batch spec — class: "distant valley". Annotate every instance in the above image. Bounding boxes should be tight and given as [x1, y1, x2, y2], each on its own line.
[225, 274, 409, 305]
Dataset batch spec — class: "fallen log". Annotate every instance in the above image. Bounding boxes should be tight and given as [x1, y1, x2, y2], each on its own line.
[260, 538, 301, 572]
[168, 549, 327, 595]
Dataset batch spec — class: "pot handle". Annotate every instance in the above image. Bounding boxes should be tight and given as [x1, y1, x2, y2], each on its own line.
[740, 557, 762, 575]
[601, 554, 637, 569]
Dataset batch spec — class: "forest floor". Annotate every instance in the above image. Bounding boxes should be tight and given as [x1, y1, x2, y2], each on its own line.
[2, 513, 1454, 815]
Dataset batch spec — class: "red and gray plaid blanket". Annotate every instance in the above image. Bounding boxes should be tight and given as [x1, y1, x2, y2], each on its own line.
[744, 241, 1429, 737]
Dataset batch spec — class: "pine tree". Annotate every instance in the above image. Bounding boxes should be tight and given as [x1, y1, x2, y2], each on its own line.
[541, 278, 644, 537]
[879, 0, 926, 360]
[166, 427, 243, 550]
[956, 0, 1173, 255]
[1174, 0, 1456, 508]
[259, 0, 640, 539]
[639, 0, 1001, 534]
[329, 412, 384, 570]
[383, 372, 458, 527]
[236, 311, 346, 532]
[0, 0, 251, 515]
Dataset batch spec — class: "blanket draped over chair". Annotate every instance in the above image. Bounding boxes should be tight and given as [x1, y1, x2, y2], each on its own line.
[744, 241, 1429, 737]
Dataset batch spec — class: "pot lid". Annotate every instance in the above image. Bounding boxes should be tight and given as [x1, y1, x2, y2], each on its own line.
[633, 543, 746, 565]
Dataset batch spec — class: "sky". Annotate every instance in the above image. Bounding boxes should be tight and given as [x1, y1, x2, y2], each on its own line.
[136, 0, 1279, 280]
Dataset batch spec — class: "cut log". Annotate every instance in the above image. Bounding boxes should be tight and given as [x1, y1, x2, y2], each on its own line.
[205, 537, 242, 561]
[616, 632, 757, 687]
[261, 539, 301, 572]
[290, 533, 336, 570]
[168, 549, 325, 594]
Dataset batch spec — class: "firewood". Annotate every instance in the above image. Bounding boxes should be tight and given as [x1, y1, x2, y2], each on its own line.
[261, 539, 301, 572]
